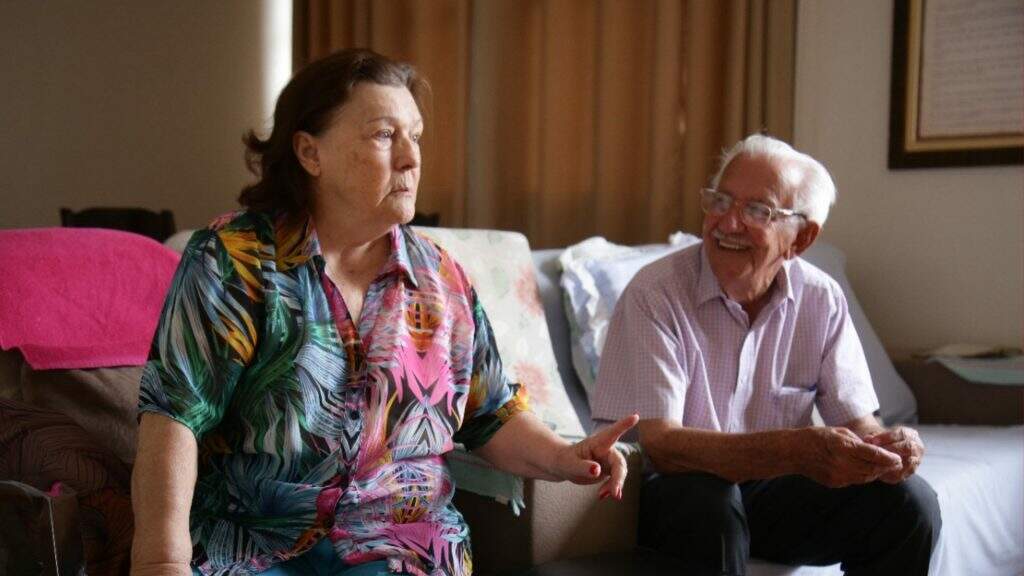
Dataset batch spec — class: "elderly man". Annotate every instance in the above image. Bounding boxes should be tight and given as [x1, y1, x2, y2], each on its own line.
[592, 135, 940, 576]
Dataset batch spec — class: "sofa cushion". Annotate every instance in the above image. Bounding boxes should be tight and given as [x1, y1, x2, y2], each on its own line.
[413, 227, 585, 438]
[1, 345, 141, 464]
[533, 249, 593, 432]
[20, 364, 142, 464]
[558, 233, 701, 399]
[523, 549, 685, 575]
[799, 242, 917, 424]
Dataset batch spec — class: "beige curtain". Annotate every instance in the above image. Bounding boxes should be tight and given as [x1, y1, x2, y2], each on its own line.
[294, 0, 795, 247]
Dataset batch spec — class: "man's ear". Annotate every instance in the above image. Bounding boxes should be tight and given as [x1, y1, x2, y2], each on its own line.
[293, 131, 321, 177]
[788, 220, 820, 258]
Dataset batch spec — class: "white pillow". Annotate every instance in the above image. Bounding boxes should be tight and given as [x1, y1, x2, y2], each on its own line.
[559, 233, 701, 399]
[163, 229, 195, 253]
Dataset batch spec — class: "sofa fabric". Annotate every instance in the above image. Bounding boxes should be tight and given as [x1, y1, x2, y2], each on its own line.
[2, 226, 1017, 575]
[412, 227, 585, 438]
[558, 233, 700, 400]
[20, 365, 142, 464]
[0, 399, 133, 575]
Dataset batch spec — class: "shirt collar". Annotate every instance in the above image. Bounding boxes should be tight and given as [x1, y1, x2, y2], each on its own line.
[775, 258, 795, 303]
[696, 246, 724, 307]
[383, 225, 418, 287]
[273, 215, 418, 288]
[273, 213, 320, 271]
[696, 244, 796, 308]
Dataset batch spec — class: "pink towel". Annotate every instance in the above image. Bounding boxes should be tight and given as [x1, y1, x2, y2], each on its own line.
[0, 228, 181, 370]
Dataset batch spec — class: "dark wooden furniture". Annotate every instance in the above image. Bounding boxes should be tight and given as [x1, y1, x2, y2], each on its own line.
[894, 358, 1024, 425]
[410, 211, 441, 227]
[60, 207, 177, 243]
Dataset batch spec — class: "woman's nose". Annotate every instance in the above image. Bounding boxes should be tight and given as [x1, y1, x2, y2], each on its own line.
[394, 135, 420, 171]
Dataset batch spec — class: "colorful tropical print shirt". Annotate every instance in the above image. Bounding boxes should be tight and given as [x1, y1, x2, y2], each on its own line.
[139, 211, 529, 576]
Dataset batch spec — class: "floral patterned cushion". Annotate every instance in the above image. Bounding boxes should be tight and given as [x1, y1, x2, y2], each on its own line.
[414, 227, 585, 439]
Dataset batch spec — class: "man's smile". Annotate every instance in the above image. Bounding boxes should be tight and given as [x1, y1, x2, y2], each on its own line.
[712, 229, 751, 251]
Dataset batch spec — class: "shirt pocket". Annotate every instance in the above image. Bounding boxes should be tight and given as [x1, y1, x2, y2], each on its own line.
[772, 384, 817, 429]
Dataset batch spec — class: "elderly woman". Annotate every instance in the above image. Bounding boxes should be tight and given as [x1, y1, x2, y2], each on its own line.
[131, 49, 637, 576]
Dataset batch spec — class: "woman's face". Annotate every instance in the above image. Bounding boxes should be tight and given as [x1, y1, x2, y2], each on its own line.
[302, 82, 423, 229]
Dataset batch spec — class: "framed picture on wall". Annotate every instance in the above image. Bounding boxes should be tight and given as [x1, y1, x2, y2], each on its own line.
[888, 0, 1024, 169]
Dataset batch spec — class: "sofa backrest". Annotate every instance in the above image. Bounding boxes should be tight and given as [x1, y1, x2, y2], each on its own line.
[532, 249, 594, 432]
[534, 239, 918, 428]
[801, 241, 918, 424]
[168, 228, 919, 427]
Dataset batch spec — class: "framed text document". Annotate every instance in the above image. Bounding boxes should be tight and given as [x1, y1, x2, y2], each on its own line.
[889, 0, 1024, 168]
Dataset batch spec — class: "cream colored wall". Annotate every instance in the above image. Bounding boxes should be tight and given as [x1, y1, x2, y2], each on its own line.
[0, 1, 272, 231]
[794, 0, 1023, 352]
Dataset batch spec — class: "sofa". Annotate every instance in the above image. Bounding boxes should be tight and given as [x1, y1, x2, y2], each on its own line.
[412, 228, 1024, 576]
[0, 226, 1021, 576]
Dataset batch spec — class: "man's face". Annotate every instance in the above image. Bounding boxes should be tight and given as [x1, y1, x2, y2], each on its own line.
[701, 153, 804, 305]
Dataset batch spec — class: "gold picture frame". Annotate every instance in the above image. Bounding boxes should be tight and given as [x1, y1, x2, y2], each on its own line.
[889, 0, 1024, 168]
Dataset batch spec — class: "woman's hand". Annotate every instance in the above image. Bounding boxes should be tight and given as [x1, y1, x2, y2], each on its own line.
[476, 411, 638, 498]
[550, 414, 639, 500]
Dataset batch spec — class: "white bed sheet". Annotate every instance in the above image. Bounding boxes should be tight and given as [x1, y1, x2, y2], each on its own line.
[749, 425, 1024, 576]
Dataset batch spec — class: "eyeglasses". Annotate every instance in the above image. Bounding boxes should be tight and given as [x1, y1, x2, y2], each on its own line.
[699, 188, 806, 227]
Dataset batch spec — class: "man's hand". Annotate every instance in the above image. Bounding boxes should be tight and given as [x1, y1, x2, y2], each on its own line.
[551, 414, 639, 500]
[795, 426, 903, 488]
[863, 426, 924, 483]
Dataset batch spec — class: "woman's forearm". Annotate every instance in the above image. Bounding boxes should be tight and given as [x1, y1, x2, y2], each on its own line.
[474, 411, 569, 480]
[131, 413, 198, 575]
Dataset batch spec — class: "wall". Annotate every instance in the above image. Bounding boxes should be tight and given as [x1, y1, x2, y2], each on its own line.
[3, 0, 1018, 352]
[0, 1, 275, 231]
[794, 0, 1023, 352]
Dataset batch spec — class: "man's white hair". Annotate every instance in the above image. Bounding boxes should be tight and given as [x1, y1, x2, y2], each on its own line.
[709, 134, 836, 226]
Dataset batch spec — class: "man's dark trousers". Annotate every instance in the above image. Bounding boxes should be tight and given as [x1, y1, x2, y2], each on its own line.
[639, 472, 941, 576]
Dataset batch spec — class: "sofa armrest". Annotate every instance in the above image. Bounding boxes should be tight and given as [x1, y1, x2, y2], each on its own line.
[454, 446, 643, 575]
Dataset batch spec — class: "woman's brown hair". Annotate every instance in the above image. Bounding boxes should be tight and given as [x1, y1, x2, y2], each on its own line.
[239, 49, 427, 217]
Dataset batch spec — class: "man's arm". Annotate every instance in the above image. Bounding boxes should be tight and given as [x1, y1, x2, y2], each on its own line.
[844, 414, 886, 437]
[639, 417, 902, 487]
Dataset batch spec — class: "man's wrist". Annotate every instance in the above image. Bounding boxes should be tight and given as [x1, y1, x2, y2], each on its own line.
[768, 428, 805, 477]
